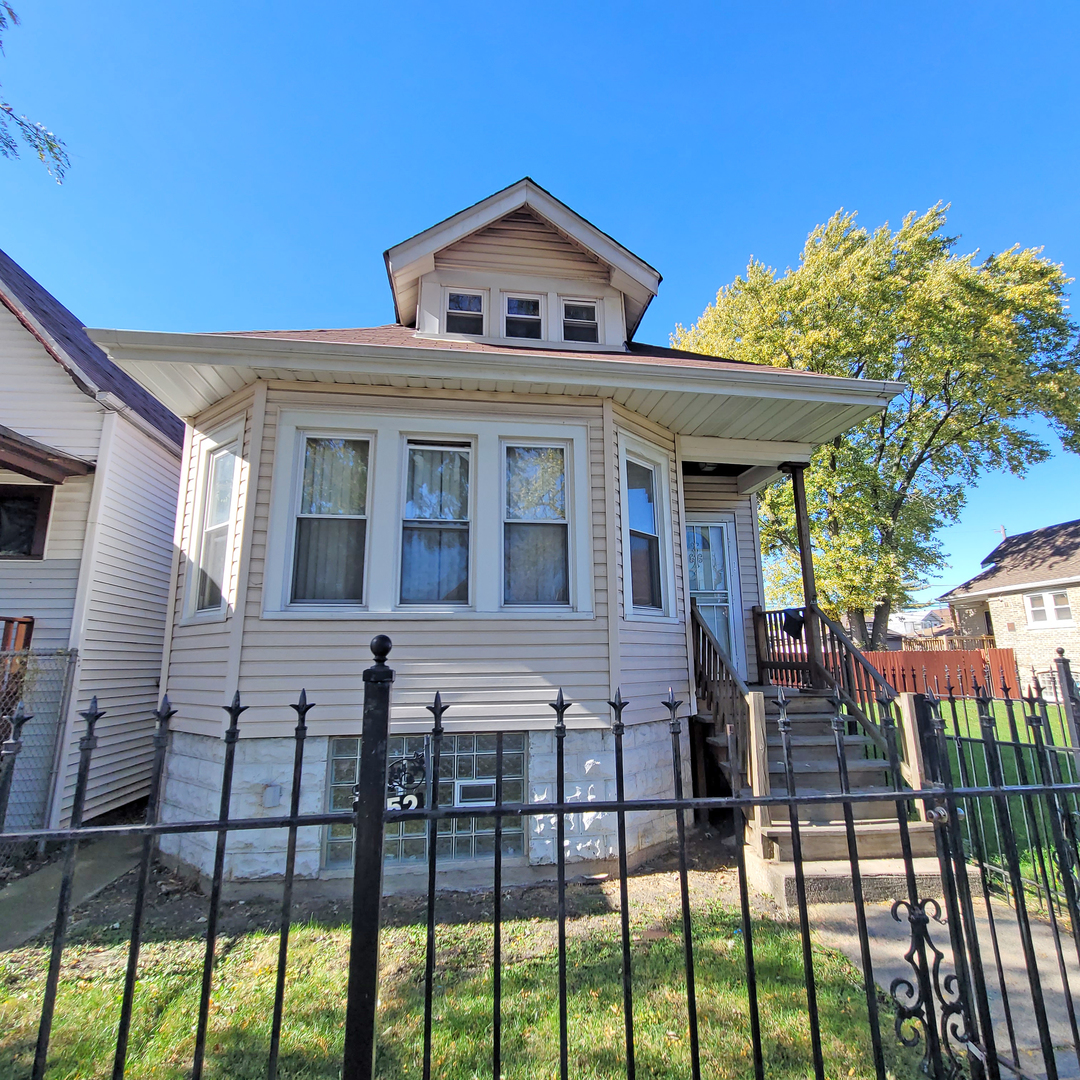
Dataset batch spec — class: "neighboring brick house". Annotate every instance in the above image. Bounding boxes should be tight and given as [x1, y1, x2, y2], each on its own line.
[941, 519, 1080, 689]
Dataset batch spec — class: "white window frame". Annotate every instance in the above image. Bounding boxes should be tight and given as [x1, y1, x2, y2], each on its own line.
[502, 292, 545, 340]
[290, 431, 374, 607]
[559, 296, 602, 344]
[397, 436, 476, 609]
[1024, 590, 1075, 629]
[500, 437, 575, 610]
[618, 434, 677, 621]
[442, 287, 488, 337]
[263, 408, 593, 619]
[183, 420, 243, 623]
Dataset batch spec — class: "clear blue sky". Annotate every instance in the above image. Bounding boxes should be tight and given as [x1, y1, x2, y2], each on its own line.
[2, 1, 1077, 602]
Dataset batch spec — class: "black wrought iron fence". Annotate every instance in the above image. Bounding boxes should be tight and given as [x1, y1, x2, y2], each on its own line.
[1, 635, 1079, 1080]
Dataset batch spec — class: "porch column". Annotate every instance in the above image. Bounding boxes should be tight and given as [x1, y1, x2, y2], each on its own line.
[785, 463, 824, 687]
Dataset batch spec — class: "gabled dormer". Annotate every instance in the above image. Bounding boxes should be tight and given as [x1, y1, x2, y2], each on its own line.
[383, 178, 661, 351]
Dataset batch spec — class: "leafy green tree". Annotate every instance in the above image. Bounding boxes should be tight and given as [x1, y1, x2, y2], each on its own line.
[0, 3, 67, 181]
[673, 205, 1080, 649]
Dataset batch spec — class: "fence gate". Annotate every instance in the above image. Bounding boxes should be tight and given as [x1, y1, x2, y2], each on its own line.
[2, 637, 1079, 1080]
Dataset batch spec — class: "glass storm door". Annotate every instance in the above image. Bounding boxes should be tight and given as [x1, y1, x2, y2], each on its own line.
[686, 523, 741, 669]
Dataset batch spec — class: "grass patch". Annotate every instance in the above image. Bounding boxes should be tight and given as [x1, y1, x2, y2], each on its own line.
[0, 901, 922, 1080]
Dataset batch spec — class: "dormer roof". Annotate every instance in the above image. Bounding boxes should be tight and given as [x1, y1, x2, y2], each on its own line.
[384, 178, 662, 339]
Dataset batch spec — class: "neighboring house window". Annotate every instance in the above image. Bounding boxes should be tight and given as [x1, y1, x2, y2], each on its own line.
[292, 437, 369, 603]
[562, 300, 598, 343]
[1025, 591, 1073, 626]
[400, 443, 471, 604]
[0, 485, 52, 560]
[192, 438, 240, 613]
[626, 459, 663, 610]
[446, 291, 484, 335]
[504, 445, 569, 605]
[505, 295, 542, 339]
[325, 733, 526, 867]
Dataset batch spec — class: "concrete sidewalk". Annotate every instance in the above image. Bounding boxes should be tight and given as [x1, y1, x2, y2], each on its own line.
[0, 836, 143, 952]
[810, 899, 1080, 1080]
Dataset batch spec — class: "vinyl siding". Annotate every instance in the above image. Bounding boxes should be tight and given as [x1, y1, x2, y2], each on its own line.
[681, 473, 766, 684]
[434, 209, 608, 282]
[613, 405, 693, 726]
[164, 385, 612, 740]
[54, 416, 182, 823]
[0, 303, 106, 459]
[0, 470, 93, 649]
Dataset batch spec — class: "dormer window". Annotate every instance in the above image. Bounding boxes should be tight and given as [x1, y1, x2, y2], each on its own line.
[505, 296, 542, 339]
[562, 300, 598, 343]
[446, 292, 484, 335]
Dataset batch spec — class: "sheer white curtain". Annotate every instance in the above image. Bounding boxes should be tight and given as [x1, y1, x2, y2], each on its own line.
[504, 446, 568, 605]
[401, 446, 470, 604]
[292, 438, 368, 602]
[195, 444, 237, 611]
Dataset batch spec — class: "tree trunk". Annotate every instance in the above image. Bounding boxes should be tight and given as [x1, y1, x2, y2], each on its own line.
[869, 600, 892, 651]
[847, 609, 870, 649]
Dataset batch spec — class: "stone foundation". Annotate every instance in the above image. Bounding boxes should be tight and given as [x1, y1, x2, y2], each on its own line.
[158, 721, 689, 882]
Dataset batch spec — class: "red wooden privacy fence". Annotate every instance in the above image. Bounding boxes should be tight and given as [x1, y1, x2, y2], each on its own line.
[863, 648, 1020, 698]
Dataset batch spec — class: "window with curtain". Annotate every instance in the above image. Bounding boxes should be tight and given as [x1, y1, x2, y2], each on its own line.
[626, 459, 662, 610]
[401, 444, 470, 604]
[194, 443, 239, 612]
[504, 445, 569, 605]
[292, 437, 368, 603]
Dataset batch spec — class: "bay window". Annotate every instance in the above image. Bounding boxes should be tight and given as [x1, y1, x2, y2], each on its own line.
[400, 444, 470, 604]
[626, 459, 662, 610]
[292, 437, 369, 603]
[504, 445, 569, 605]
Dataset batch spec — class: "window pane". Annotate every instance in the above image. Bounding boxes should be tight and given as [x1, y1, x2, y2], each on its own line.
[302, 439, 367, 515]
[630, 531, 662, 608]
[505, 523, 569, 604]
[401, 526, 469, 603]
[507, 297, 540, 317]
[196, 526, 228, 611]
[449, 292, 482, 313]
[564, 303, 595, 322]
[1052, 592, 1072, 620]
[293, 518, 366, 601]
[686, 525, 727, 593]
[0, 493, 40, 556]
[406, 448, 469, 520]
[206, 448, 237, 528]
[563, 321, 599, 342]
[506, 446, 565, 521]
[447, 312, 483, 334]
[626, 461, 657, 535]
[506, 317, 542, 339]
[1029, 594, 1047, 622]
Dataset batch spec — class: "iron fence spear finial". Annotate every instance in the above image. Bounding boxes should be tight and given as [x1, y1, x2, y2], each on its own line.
[607, 688, 628, 734]
[663, 687, 683, 733]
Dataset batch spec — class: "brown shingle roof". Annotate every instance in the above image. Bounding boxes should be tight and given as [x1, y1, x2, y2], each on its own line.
[942, 519, 1080, 599]
[214, 323, 836, 379]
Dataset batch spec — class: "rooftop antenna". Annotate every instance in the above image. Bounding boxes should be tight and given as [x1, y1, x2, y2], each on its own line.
[998, 525, 1007, 541]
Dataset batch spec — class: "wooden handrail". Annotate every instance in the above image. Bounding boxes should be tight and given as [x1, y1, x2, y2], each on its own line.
[690, 599, 749, 696]
[809, 604, 895, 702]
[1, 616, 33, 652]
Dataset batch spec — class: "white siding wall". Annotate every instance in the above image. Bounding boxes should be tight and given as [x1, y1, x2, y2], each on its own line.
[612, 405, 693, 726]
[0, 304, 105, 459]
[681, 474, 765, 684]
[434, 209, 607, 281]
[52, 415, 182, 823]
[0, 470, 92, 649]
[162, 386, 613, 741]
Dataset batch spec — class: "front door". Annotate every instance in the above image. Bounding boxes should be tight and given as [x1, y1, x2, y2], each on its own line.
[686, 522, 743, 672]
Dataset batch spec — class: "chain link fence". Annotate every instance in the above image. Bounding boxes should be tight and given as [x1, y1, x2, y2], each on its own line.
[0, 649, 77, 857]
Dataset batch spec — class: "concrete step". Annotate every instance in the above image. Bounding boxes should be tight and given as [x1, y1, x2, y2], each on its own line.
[761, 819, 938, 862]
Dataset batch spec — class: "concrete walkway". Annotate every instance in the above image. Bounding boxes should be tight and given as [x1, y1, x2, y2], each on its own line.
[0, 835, 142, 952]
[810, 899, 1080, 1080]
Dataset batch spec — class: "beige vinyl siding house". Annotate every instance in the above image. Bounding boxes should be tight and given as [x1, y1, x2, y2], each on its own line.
[91, 178, 901, 882]
[0, 248, 183, 828]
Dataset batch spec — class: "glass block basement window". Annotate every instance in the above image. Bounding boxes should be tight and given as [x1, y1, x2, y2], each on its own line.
[325, 733, 526, 867]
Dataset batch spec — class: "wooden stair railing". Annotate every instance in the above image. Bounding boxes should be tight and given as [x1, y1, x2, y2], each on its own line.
[690, 599, 752, 788]
[1, 616, 33, 652]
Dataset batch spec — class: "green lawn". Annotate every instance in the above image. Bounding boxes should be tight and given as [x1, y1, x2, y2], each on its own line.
[0, 903, 923, 1080]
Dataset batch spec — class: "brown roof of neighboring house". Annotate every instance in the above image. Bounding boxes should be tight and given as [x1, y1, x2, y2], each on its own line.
[941, 518, 1080, 600]
[218, 323, 836, 379]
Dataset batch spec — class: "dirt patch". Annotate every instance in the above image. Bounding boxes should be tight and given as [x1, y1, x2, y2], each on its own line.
[41, 828, 782, 948]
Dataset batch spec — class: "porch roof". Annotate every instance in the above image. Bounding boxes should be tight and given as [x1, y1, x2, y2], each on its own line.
[86, 325, 904, 452]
